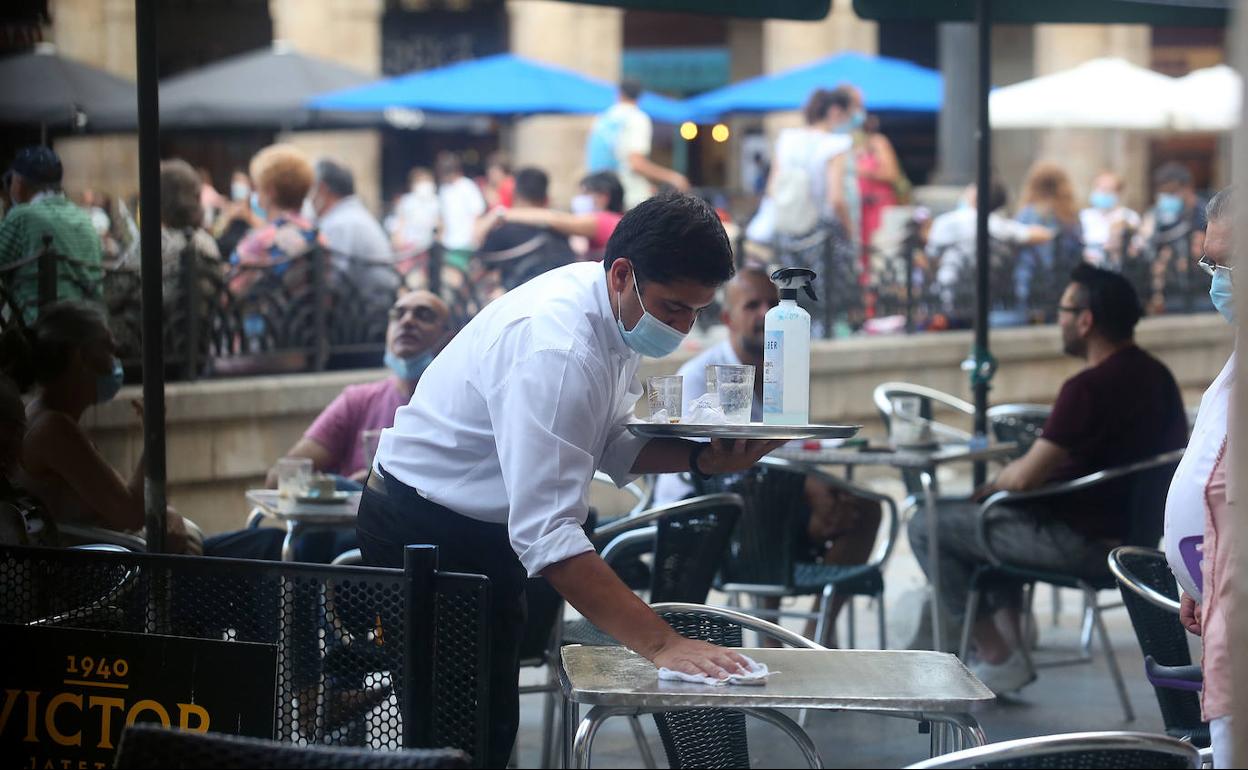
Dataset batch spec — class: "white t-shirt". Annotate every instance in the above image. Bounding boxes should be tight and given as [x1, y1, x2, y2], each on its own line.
[376, 262, 647, 577]
[606, 102, 654, 210]
[926, 207, 1037, 287]
[772, 127, 852, 220]
[393, 186, 440, 253]
[438, 176, 486, 251]
[1079, 206, 1141, 267]
[1164, 352, 1234, 601]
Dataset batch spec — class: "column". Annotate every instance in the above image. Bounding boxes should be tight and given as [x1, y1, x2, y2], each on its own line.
[507, 0, 623, 206]
[934, 24, 976, 186]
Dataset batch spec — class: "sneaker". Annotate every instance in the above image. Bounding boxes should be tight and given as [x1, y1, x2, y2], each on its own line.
[971, 651, 1036, 695]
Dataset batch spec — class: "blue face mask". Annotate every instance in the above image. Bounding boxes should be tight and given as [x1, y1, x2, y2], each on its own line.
[1210, 268, 1235, 324]
[384, 350, 433, 382]
[1090, 191, 1118, 211]
[96, 357, 124, 404]
[1156, 193, 1184, 223]
[250, 191, 268, 221]
[851, 110, 866, 130]
[616, 272, 687, 358]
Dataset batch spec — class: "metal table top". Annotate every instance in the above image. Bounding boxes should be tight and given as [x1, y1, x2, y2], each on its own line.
[772, 441, 1018, 470]
[246, 489, 361, 525]
[560, 646, 995, 712]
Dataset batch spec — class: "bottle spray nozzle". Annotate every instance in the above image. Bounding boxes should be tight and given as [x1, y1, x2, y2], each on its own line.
[770, 267, 818, 302]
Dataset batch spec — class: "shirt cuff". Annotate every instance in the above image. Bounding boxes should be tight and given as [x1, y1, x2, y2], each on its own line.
[598, 431, 649, 488]
[515, 521, 595, 578]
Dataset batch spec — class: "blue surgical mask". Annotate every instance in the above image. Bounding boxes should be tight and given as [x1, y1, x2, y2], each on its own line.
[616, 272, 687, 358]
[250, 191, 268, 221]
[1156, 193, 1184, 224]
[1090, 191, 1118, 211]
[384, 350, 433, 382]
[851, 110, 866, 130]
[96, 357, 124, 404]
[1210, 268, 1235, 323]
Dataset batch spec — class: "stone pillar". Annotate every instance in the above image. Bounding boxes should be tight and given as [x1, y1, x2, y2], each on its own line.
[49, 0, 140, 200]
[760, 7, 877, 140]
[934, 24, 976, 186]
[507, 0, 622, 206]
[270, 0, 385, 214]
[726, 19, 765, 196]
[1031, 24, 1152, 210]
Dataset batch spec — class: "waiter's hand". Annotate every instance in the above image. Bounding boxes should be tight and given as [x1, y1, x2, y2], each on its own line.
[650, 635, 751, 679]
[1180, 592, 1203, 636]
[697, 439, 788, 476]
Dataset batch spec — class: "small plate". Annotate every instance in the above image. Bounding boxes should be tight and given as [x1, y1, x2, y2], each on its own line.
[628, 423, 861, 441]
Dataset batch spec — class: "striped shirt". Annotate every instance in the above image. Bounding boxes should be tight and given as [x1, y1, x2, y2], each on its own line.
[0, 193, 103, 321]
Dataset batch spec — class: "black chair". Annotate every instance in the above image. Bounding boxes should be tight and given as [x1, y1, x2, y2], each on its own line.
[986, 403, 1050, 457]
[114, 723, 469, 769]
[959, 449, 1185, 721]
[1108, 546, 1209, 747]
[704, 457, 899, 649]
[904, 730, 1201, 769]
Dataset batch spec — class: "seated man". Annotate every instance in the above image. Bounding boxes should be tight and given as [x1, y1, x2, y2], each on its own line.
[653, 262, 881, 643]
[267, 289, 450, 489]
[473, 167, 576, 300]
[909, 264, 1188, 692]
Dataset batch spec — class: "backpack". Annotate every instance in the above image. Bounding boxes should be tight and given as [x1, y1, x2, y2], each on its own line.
[772, 132, 820, 236]
[586, 112, 623, 173]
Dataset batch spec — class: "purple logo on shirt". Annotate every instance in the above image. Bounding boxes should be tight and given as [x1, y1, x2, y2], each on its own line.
[1179, 536, 1205, 595]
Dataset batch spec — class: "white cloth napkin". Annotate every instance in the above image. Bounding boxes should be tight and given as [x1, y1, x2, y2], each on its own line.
[658, 654, 773, 686]
[683, 393, 728, 425]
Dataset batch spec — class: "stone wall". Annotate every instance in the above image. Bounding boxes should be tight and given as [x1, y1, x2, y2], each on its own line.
[85, 313, 1232, 536]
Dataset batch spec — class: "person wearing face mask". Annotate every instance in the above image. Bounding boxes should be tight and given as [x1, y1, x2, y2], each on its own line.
[1080, 171, 1141, 270]
[0, 302, 283, 558]
[361, 193, 785, 767]
[1135, 162, 1208, 314]
[266, 289, 450, 491]
[213, 169, 261, 259]
[490, 170, 625, 262]
[309, 158, 393, 267]
[390, 167, 440, 260]
[1162, 186, 1236, 768]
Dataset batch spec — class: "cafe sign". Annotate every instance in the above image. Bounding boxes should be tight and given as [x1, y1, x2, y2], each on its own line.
[0, 625, 277, 769]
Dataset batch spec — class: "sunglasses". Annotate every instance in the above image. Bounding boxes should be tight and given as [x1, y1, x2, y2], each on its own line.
[1197, 254, 1233, 277]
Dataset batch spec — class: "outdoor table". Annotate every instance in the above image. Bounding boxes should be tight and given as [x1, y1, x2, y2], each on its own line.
[245, 489, 362, 561]
[559, 645, 994, 768]
[772, 442, 1018, 653]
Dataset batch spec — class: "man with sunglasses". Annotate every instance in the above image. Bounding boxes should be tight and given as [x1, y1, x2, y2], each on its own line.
[360, 193, 782, 766]
[266, 289, 450, 489]
[1164, 186, 1235, 768]
[909, 263, 1187, 694]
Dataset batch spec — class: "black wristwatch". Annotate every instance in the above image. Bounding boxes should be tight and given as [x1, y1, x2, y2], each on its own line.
[689, 442, 712, 481]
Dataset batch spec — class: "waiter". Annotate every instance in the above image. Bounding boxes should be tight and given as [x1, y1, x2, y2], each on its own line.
[359, 193, 783, 764]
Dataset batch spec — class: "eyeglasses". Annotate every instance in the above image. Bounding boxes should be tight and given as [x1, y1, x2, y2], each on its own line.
[1056, 305, 1088, 315]
[1197, 254, 1233, 276]
[389, 305, 440, 323]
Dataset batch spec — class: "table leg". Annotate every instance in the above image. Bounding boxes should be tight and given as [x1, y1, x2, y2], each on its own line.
[925, 712, 986, 755]
[573, 705, 634, 769]
[920, 471, 944, 652]
[744, 708, 823, 769]
[281, 521, 298, 562]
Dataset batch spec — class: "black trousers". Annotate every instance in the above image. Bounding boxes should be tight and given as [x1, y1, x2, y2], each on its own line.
[356, 468, 526, 769]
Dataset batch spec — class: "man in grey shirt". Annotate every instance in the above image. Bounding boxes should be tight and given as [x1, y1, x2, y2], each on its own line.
[310, 158, 398, 293]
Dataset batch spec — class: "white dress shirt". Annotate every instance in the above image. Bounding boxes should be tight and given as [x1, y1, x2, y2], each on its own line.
[375, 262, 649, 576]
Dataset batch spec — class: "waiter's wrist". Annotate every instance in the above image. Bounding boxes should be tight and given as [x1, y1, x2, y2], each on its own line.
[689, 442, 712, 480]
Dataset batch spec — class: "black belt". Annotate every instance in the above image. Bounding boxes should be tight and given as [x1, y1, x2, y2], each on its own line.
[366, 466, 387, 495]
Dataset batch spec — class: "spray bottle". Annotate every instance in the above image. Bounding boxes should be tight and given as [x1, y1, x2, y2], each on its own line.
[763, 267, 817, 425]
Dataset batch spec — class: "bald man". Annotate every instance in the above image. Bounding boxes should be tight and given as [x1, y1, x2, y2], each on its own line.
[267, 290, 450, 488]
[652, 263, 881, 642]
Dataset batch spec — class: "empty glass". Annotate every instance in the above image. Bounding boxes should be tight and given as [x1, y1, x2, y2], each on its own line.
[647, 375, 683, 423]
[890, 395, 926, 447]
[706, 364, 755, 424]
[276, 457, 313, 499]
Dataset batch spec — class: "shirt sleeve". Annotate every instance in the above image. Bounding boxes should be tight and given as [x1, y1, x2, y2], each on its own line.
[0, 211, 26, 267]
[485, 348, 611, 576]
[303, 388, 359, 475]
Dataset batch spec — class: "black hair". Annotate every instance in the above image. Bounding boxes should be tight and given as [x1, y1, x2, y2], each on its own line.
[1207, 185, 1235, 223]
[315, 158, 355, 198]
[513, 167, 549, 205]
[1154, 162, 1193, 188]
[603, 192, 734, 288]
[1069, 263, 1142, 343]
[581, 171, 625, 214]
[0, 302, 110, 392]
[159, 158, 203, 230]
[802, 88, 851, 125]
[986, 180, 1009, 213]
[620, 79, 643, 101]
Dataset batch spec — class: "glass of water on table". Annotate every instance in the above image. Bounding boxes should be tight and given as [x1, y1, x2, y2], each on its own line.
[647, 376, 684, 423]
[706, 364, 755, 424]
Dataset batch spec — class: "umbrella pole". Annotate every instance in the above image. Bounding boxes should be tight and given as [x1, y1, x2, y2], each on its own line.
[136, 0, 168, 553]
[970, 0, 995, 486]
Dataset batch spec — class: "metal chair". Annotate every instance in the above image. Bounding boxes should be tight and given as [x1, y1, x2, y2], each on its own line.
[904, 730, 1201, 769]
[1109, 546, 1209, 746]
[645, 602, 824, 769]
[959, 449, 1184, 722]
[985, 403, 1050, 457]
[57, 523, 147, 550]
[114, 723, 469, 769]
[874, 381, 975, 445]
[705, 457, 900, 649]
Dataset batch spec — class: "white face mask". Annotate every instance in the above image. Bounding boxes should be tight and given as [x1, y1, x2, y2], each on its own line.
[570, 194, 596, 215]
[413, 181, 435, 197]
[230, 182, 250, 202]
